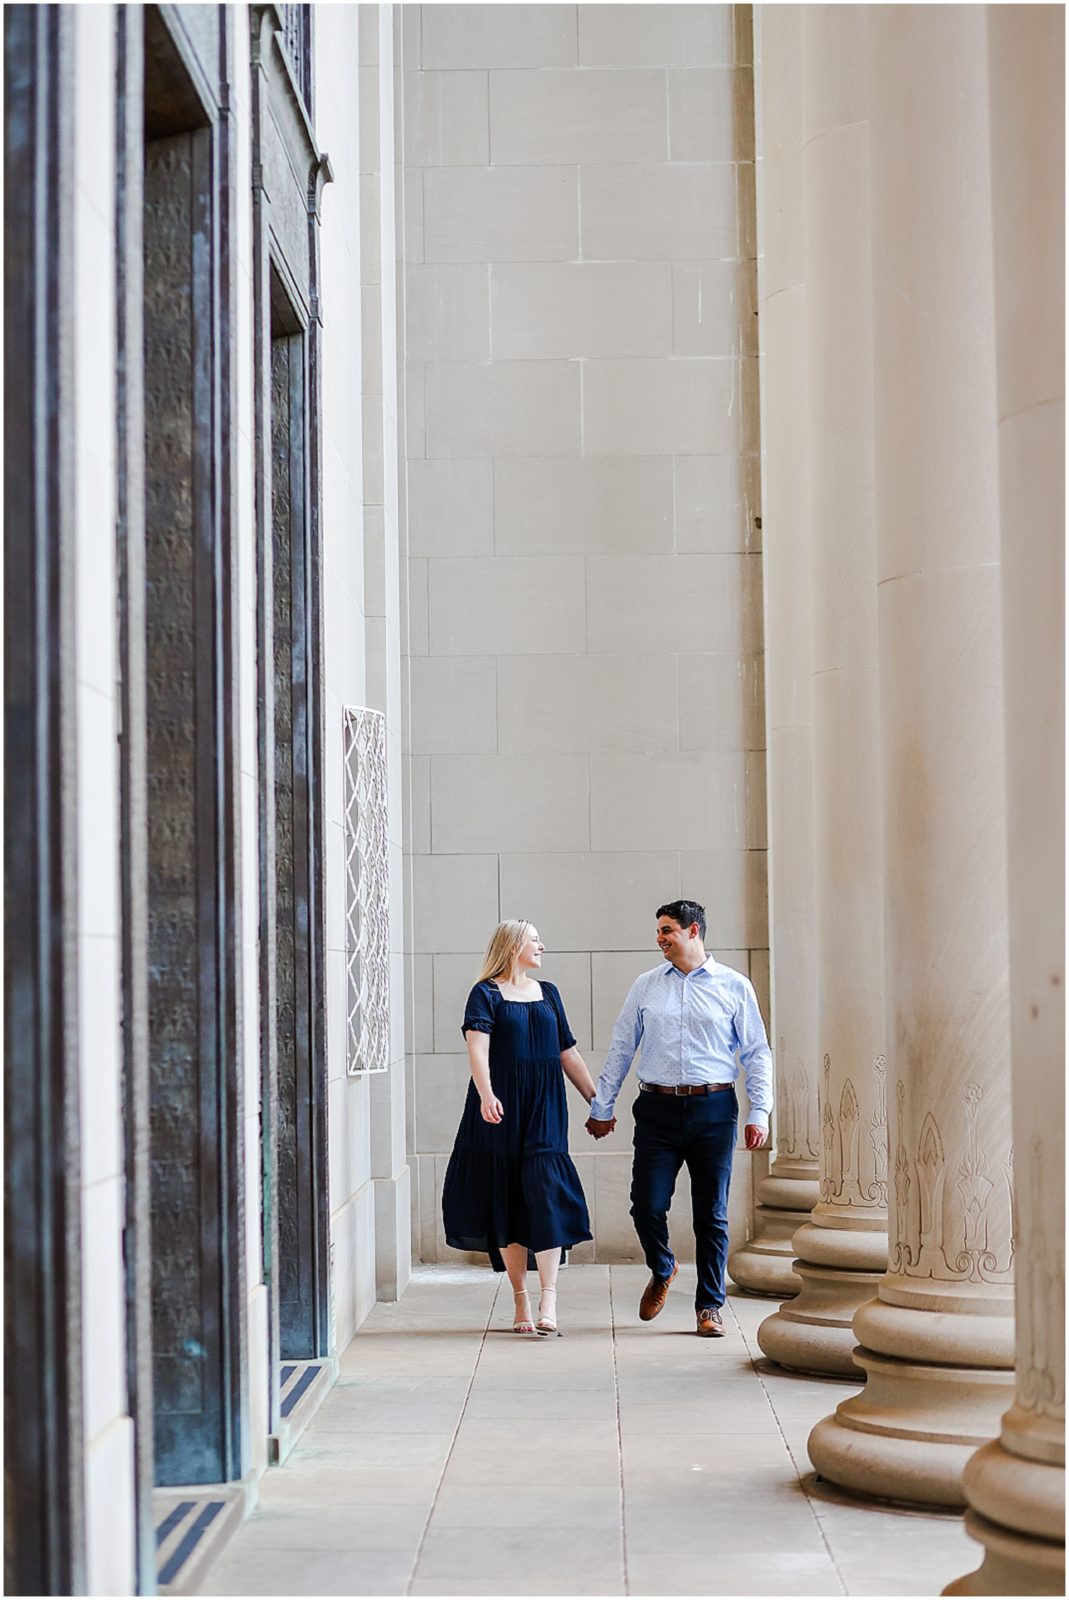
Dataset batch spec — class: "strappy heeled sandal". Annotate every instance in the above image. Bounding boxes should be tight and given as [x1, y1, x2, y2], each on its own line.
[512, 1288, 535, 1334]
[536, 1286, 561, 1337]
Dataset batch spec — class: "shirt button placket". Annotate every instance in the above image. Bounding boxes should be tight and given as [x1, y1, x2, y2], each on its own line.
[679, 975, 686, 1086]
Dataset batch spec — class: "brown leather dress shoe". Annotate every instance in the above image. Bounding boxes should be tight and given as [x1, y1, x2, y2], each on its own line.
[638, 1264, 678, 1321]
[696, 1306, 725, 1337]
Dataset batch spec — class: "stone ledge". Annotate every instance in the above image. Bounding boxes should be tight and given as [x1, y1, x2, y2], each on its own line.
[268, 1355, 338, 1467]
[154, 1481, 251, 1596]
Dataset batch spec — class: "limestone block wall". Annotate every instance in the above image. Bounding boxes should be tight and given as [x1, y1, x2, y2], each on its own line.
[398, 4, 768, 1265]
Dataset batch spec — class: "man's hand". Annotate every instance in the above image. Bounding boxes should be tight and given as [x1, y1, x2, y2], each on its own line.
[585, 1116, 616, 1140]
[744, 1124, 769, 1150]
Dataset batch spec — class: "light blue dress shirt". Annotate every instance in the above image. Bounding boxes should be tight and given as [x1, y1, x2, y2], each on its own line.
[590, 956, 774, 1129]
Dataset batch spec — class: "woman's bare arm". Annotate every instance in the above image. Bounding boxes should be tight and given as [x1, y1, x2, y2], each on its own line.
[465, 1029, 503, 1123]
[560, 1045, 598, 1105]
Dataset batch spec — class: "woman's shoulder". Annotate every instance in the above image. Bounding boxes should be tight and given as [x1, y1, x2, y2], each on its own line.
[467, 978, 498, 999]
[462, 980, 498, 1036]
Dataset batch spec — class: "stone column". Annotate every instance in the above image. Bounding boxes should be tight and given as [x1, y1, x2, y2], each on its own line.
[946, 9, 1065, 1592]
[756, 6, 887, 1375]
[729, 3, 820, 1300]
[809, 6, 1015, 1506]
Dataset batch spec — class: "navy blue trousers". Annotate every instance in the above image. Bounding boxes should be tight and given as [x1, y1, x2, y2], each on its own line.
[629, 1088, 738, 1310]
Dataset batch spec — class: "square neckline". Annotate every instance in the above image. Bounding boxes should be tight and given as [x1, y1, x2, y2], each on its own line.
[488, 979, 546, 1005]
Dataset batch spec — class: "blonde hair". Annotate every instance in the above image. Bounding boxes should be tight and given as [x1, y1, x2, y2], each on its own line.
[478, 919, 535, 984]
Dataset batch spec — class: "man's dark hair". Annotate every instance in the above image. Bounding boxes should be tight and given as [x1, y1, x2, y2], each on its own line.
[656, 899, 706, 939]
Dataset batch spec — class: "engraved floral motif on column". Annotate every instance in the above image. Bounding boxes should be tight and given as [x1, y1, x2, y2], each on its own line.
[778, 1042, 819, 1163]
[953, 1083, 998, 1280]
[838, 1079, 862, 1202]
[1016, 1139, 1065, 1419]
[819, 1052, 889, 1207]
[866, 1053, 888, 1205]
[820, 1053, 837, 1201]
[917, 1113, 950, 1273]
[891, 1079, 915, 1269]
[890, 1079, 1014, 1284]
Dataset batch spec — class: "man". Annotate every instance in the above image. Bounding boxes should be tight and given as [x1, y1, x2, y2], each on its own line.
[585, 900, 772, 1337]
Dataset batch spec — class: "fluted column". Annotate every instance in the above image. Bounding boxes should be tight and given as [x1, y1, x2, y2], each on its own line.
[946, 10, 1065, 1592]
[757, 6, 887, 1376]
[729, 3, 820, 1301]
[809, 6, 1015, 1506]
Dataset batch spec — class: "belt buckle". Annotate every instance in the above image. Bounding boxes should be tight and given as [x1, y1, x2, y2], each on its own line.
[672, 1084, 688, 1096]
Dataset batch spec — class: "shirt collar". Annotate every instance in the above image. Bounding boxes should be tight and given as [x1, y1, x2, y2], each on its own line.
[665, 955, 718, 978]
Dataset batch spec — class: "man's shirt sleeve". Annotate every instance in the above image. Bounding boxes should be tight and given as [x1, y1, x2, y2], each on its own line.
[589, 976, 645, 1120]
[736, 979, 773, 1130]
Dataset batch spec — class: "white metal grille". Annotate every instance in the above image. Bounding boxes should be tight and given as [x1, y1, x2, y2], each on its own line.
[343, 706, 390, 1075]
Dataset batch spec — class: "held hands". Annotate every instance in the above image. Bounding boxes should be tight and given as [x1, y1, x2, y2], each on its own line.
[585, 1116, 616, 1140]
[480, 1095, 504, 1124]
[745, 1123, 769, 1150]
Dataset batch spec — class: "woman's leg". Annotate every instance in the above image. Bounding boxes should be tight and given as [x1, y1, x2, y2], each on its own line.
[535, 1247, 561, 1333]
[535, 1247, 560, 1294]
[501, 1242, 533, 1331]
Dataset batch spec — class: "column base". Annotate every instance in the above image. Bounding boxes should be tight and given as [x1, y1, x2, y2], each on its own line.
[729, 1208, 806, 1297]
[942, 1425, 1065, 1593]
[792, 1215, 889, 1271]
[757, 1261, 883, 1377]
[943, 1509, 1065, 1596]
[854, 1277, 1015, 1367]
[808, 1347, 1016, 1509]
[760, 1175, 822, 1209]
[962, 1431, 1065, 1543]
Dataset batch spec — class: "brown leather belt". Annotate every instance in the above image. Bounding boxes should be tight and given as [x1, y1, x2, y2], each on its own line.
[639, 1082, 732, 1097]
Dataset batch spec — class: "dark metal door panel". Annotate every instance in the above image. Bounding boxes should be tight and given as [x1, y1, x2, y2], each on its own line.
[143, 118, 235, 1486]
[272, 332, 319, 1358]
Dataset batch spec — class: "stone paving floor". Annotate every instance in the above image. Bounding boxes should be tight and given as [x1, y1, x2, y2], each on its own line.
[195, 1265, 976, 1597]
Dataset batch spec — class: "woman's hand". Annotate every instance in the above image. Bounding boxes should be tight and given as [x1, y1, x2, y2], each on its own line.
[480, 1094, 504, 1124]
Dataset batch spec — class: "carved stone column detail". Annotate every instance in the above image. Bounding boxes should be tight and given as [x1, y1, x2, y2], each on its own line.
[728, 2, 821, 1301]
[808, 5, 1015, 1507]
[945, 9, 1065, 1591]
[756, 7, 887, 1374]
[730, 1039, 820, 1295]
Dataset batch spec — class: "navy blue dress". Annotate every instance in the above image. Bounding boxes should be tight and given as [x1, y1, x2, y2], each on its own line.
[442, 979, 593, 1268]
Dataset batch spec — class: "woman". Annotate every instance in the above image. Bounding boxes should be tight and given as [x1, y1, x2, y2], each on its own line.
[442, 920, 607, 1335]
